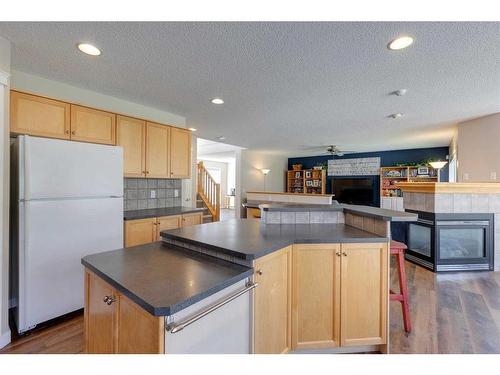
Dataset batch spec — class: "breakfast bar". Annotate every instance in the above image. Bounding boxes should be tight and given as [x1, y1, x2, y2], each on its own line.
[82, 204, 416, 354]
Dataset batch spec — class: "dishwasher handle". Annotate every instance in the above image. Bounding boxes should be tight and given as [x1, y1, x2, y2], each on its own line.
[166, 282, 258, 334]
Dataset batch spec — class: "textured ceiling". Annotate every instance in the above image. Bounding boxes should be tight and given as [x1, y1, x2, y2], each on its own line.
[1, 22, 499, 154]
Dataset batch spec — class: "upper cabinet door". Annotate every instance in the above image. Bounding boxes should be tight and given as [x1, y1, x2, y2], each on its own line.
[11, 91, 71, 140]
[117, 115, 146, 178]
[169, 127, 191, 179]
[145, 122, 170, 178]
[340, 242, 388, 347]
[70, 105, 116, 145]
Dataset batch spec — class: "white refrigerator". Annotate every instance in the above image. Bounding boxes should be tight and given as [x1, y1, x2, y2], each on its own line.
[11, 135, 124, 333]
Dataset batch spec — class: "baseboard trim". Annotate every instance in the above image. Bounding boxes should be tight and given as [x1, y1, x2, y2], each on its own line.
[0, 330, 11, 349]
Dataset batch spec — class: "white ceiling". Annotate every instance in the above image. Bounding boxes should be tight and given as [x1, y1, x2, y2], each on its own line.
[197, 138, 243, 159]
[1, 22, 499, 154]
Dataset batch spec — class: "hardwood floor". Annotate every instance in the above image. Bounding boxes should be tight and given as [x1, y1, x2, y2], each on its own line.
[0, 311, 84, 354]
[390, 261, 500, 353]
[1, 262, 499, 354]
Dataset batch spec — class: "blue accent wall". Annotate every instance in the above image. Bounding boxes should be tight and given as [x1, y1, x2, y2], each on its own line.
[288, 146, 450, 202]
[289, 146, 449, 243]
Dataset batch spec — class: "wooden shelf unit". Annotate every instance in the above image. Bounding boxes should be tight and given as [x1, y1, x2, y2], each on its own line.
[287, 169, 326, 195]
[380, 166, 438, 198]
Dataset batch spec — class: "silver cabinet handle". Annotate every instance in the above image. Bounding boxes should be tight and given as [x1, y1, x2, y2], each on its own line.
[166, 282, 258, 334]
[103, 295, 116, 305]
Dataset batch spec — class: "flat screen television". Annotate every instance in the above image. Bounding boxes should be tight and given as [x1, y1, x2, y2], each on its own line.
[332, 177, 376, 206]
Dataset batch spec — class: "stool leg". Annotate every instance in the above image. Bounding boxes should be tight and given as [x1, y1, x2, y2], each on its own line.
[397, 250, 412, 333]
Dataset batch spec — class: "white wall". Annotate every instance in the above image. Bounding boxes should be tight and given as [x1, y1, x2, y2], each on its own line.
[11, 70, 186, 127]
[456, 113, 500, 182]
[0, 36, 10, 349]
[237, 149, 288, 217]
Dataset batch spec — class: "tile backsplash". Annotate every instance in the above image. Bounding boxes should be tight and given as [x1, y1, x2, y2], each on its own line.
[124, 178, 182, 211]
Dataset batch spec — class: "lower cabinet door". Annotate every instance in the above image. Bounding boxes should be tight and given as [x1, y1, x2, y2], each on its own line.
[182, 212, 202, 227]
[117, 293, 165, 354]
[253, 246, 292, 354]
[292, 244, 340, 349]
[156, 215, 182, 240]
[340, 243, 388, 346]
[85, 271, 116, 354]
[124, 218, 157, 247]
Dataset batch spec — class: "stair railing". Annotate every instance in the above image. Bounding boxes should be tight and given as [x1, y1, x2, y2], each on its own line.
[197, 161, 221, 221]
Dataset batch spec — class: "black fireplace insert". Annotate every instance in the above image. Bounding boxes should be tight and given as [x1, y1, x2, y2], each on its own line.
[405, 210, 494, 272]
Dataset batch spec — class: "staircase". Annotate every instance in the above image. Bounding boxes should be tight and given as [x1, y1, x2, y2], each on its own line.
[197, 161, 221, 223]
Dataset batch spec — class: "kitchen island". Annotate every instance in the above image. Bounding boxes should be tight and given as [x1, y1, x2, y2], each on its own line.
[82, 206, 415, 354]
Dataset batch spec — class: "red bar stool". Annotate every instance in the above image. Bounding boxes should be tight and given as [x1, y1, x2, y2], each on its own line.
[390, 240, 412, 333]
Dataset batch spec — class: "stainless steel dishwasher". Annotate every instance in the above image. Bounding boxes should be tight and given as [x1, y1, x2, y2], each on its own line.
[164, 278, 256, 354]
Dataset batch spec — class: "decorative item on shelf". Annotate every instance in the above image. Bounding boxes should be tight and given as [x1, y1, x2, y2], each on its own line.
[386, 170, 402, 177]
[292, 164, 303, 171]
[305, 170, 312, 178]
[294, 171, 301, 178]
[417, 166, 429, 175]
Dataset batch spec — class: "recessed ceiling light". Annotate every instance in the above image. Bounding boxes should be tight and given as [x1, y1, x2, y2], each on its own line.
[188, 127, 197, 132]
[387, 36, 414, 50]
[77, 43, 101, 56]
[211, 98, 224, 105]
[392, 89, 407, 96]
[388, 113, 403, 119]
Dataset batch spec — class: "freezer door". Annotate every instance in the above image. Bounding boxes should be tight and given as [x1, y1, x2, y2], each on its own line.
[20, 135, 123, 200]
[17, 197, 123, 333]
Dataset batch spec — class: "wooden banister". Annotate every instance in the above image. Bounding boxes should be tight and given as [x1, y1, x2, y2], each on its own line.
[197, 161, 221, 221]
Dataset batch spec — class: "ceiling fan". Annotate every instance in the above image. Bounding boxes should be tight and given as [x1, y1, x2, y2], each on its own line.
[302, 145, 356, 157]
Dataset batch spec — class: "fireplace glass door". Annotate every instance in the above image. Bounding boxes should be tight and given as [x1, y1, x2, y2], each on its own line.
[438, 228, 485, 259]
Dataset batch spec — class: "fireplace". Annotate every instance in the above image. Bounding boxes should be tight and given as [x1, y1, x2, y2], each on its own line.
[405, 210, 494, 272]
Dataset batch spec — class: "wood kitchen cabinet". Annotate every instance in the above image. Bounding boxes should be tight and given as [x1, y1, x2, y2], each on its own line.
[253, 245, 292, 354]
[116, 115, 146, 177]
[85, 271, 116, 353]
[124, 217, 157, 247]
[181, 212, 203, 227]
[292, 244, 341, 350]
[11, 90, 71, 140]
[289, 242, 388, 350]
[340, 242, 388, 347]
[70, 105, 116, 145]
[155, 215, 182, 240]
[11, 91, 193, 179]
[84, 270, 164, 354]
[125, 212, 203, 247]
[145, 122, 170, 178]
[169, 127, 191, 178]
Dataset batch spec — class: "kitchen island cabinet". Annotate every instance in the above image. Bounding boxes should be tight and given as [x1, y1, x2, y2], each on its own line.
[253, 246, 292, 354]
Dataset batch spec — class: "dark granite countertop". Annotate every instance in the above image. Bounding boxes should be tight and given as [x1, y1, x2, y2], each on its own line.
[124, 206, 204, 221]
[161, 219, 387, 260]
[243, 200, 417, 222]
[259, 202, 343, 212]
[341, 204, 418, 222]
[82, 242, 253, 316]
